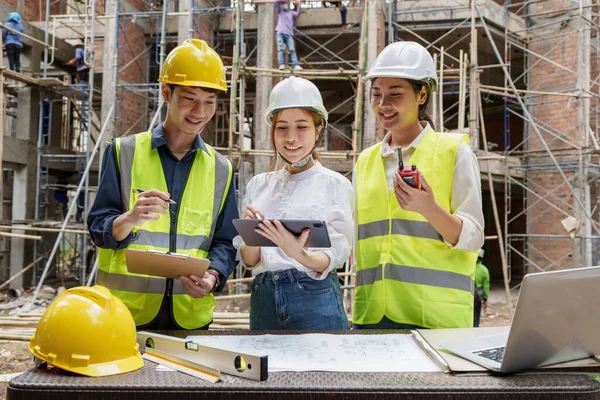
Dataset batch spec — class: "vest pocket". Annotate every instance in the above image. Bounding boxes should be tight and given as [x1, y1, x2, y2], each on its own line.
[192, 295, 216, 311]
[121, 293, 147, 311]
[179, 207, 211, 236]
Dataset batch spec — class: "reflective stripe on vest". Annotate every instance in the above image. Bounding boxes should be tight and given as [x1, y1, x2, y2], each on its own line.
[97, 131, 232, 329]
[356, 264, 474, 294]
[96, 269, 190, 295]
[358, 219, 443, 242]
[353, 130, 477, 329]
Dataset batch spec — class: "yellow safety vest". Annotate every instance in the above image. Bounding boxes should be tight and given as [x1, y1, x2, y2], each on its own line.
[353, 129, 477, 328]
[96, 131, 233, 329]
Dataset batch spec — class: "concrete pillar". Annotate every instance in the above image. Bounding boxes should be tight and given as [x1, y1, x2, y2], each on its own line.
[101, 0, 117, 142]
[16, 0, 24, 19]
[178, 1, 212, 45]
[577, 0, 592, 267]
[9, 166, 27, 289]
[178, 0, 192, 43]
[9, 86, 40, 288]
[362, 0, 379, 149]
[254, 3, 274, 174]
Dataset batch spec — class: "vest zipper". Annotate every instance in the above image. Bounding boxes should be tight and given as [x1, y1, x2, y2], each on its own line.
[168, 153, 196, 326]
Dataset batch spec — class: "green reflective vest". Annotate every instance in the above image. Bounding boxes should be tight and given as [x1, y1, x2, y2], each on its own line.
[97, 131, 233, 329]
[353, 129, 477, 328]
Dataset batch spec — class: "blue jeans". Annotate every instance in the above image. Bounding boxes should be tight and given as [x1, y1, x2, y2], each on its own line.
[353, 315, 425, 330]
[276, 32, 299, 68]
[340, 5, 347, 25]
[250, 269, 349, 331]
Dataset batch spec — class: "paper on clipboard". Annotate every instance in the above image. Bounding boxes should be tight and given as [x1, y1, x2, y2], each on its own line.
[125, 248, 210, 279]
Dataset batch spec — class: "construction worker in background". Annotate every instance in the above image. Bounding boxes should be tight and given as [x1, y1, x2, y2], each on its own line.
[275, 0, 303, 71]
[68, 39, 90, 84]
[322, 1, 348, 31]
[2, 12, 23, 73]
[236, 76, 352, 330]
[88, 39, 238, 330]
[474, 248, 490, 327]
[352, 41, 484, 330]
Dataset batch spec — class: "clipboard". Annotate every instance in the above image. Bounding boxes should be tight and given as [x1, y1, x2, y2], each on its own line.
[124, 249, 210, 279]
[233, 219, 331, 248]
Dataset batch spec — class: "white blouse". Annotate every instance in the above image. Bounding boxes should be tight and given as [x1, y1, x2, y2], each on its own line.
[233, 162, 355, 280]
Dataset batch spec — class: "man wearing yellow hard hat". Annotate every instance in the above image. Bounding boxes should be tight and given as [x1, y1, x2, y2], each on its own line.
[88, 39, 238, 330]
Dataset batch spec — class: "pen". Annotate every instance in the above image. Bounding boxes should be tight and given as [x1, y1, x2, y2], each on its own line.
[136, 188, 177, 205]
[255, 213, 262, 220]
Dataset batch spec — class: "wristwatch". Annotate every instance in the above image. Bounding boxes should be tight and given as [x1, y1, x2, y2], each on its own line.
[206, 269, 221, 293]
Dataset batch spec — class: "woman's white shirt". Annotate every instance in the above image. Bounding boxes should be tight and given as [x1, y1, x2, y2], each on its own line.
[233, 162, 355, 280]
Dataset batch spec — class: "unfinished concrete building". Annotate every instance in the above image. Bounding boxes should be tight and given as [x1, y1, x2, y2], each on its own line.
[0, 0, 598, 306]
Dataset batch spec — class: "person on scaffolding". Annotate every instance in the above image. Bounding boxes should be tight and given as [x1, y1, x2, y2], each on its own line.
[474, 248, 490, 327]
[88, 39, 238, 330]
[2, 12, 23, 73]
[275, 0, 303, 71]
[236, 76, 352, 330]
[352, 41, 484, 330]
[68, 39, 90, 84]
[322, 1, 348, 31]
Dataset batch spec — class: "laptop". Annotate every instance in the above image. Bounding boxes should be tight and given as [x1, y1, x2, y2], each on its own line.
[439, 266, 600, 373]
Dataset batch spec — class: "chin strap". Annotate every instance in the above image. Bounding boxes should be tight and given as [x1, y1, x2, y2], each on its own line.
[277, 130, 324, 168]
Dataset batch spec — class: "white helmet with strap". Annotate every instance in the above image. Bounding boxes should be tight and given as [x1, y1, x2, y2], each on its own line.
[265, 77, 328, 168]
[365, 41, 438, 92]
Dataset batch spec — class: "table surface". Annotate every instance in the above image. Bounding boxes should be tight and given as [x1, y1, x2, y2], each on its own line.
[8, 330, 600, 400]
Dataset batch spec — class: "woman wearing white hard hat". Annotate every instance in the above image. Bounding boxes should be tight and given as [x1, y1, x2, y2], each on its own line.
[236, 76, 353, 330]
[352, 41, 484, 330]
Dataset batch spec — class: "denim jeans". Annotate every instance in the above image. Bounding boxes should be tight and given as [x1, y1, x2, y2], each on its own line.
[276, 32, 299, 68]
[250, 269, 349, 331]
[353, 315, 425, 330]
[340, 5, 347, 25]
[6, 44, 21, 73]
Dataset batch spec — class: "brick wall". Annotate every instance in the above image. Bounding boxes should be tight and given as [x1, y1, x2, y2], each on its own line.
[526, 0, 598, 270]
[3, 0, 62, 22]
[115, 18, 147, 136]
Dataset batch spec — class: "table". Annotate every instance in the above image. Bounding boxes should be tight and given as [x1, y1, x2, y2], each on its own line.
[8, 330, 600, 400]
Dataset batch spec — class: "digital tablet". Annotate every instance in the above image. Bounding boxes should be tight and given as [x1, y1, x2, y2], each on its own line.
[125, 249, 210, 279]
[232, 219, 332, 248]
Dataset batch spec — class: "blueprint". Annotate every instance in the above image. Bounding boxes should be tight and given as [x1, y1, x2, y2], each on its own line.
[185, 333, 442, 372]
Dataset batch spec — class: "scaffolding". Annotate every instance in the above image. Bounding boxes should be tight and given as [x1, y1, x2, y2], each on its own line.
[496, 0, 600, 290]
[382, 0, 600, 302]
[0, 0, 103, 290]
[1, 0, 598, 315]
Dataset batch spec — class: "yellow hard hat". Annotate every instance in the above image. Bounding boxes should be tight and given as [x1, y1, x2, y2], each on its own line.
[158, 39, 228, 92]
[29, 285, 144, 377]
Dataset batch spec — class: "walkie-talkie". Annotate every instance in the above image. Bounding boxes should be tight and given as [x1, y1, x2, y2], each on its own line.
[398, 147, 420, 189]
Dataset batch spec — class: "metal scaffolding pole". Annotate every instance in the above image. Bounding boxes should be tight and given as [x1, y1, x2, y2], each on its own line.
[26, 105, 115, 311]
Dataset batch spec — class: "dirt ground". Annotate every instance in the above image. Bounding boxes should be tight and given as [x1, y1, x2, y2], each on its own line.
[0, 288, 515, 400]
[0, 341, 35, 400]
[479, 285, 517, 327]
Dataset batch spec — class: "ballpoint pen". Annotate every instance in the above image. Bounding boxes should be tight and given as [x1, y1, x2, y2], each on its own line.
[136, 188, 177, 205]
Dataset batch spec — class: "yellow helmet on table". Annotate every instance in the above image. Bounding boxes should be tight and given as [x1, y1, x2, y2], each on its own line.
[29, 285, 143, 377]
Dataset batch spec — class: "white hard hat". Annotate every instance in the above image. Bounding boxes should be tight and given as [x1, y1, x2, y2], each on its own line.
[478, 249, 485, 259]
[365, 41, 438, 92]
[265, 76, 328, 127]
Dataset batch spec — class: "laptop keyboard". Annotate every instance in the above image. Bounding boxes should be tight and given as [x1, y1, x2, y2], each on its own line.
[473, 346, 506, 363]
